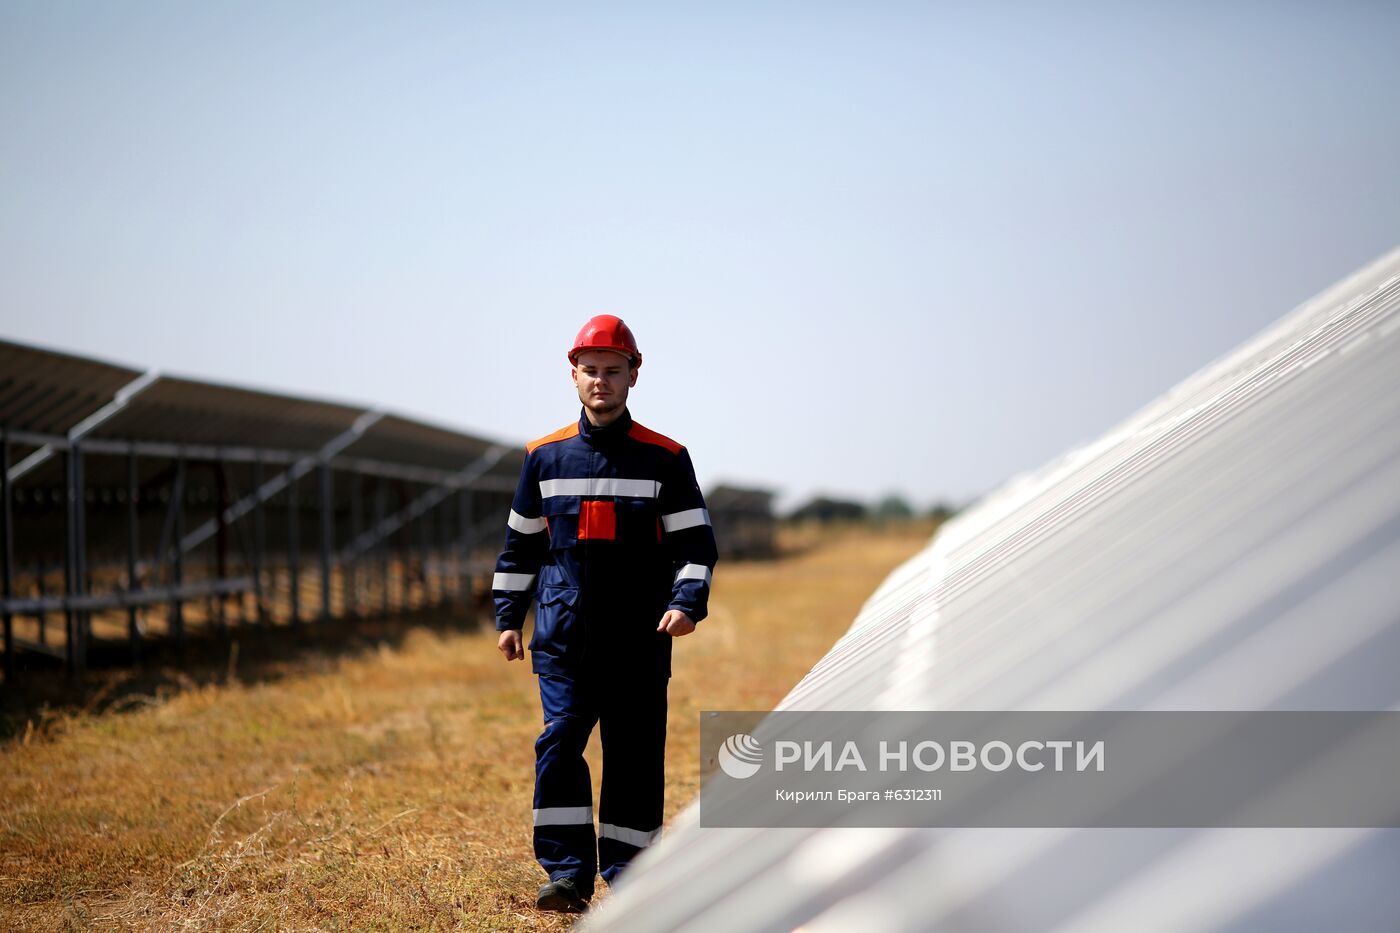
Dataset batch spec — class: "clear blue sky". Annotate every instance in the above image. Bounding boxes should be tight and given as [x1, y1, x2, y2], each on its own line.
[3, 1, 1398, 510]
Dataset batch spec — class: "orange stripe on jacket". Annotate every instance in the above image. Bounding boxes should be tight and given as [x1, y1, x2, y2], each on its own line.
[627, 422, 683, 455]
[526, 422, 581, 455]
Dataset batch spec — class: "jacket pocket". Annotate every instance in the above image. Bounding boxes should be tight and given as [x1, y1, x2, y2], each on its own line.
[617, 496, 661, 542]
[530, 584, 581, 659]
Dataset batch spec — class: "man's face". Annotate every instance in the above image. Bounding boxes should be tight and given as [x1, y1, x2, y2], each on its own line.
[572, 349, 637, 422]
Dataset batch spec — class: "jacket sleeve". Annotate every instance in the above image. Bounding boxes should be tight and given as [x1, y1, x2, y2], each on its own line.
[658, 447, 718, 623]
[493, 452, 548, 631]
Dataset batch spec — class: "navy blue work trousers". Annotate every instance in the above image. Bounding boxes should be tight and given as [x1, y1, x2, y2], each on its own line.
[533, 668, 669, 893]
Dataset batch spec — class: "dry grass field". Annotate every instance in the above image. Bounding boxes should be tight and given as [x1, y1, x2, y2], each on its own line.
[1, 522, 935, 931]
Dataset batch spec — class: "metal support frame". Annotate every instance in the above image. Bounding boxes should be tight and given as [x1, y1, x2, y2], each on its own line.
[4, 577, 256, 613]
[6, 428, 517, 496]
[341, 446, 507, 562]
[1, 416, 514, 669]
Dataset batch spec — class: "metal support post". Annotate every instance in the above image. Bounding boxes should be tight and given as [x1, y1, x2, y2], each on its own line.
[36, 562, 47, 645]
[438, 493, 453, 607]
[348, 472, 363, 620]
[252, 457, 266, 625]
[395, 510, 405, 613]
[214, 463, 228, 632]
[63, 448, 81, 673]
[288, 471, 300, 629]
[464, 487, 481, 602]
[420, 491, 434, 607]
[319, 463, 333, 622]
[376, 480, 389, 617]
[1, 431, 14, 680]
[172, 455, 185, 648]
[76, 446, 89, 669]
[126, 450, 142, 663]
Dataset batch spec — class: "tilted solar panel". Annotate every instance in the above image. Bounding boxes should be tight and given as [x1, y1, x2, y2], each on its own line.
[583, 246, 1400, 933]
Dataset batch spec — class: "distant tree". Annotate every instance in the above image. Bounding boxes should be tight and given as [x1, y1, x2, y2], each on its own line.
[928, 502, 957, 524]
[787, 496, 867, 524]
[873, 493, 914, 523]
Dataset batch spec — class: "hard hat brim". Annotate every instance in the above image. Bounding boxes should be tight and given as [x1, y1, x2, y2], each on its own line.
[569, 346, 641, 366]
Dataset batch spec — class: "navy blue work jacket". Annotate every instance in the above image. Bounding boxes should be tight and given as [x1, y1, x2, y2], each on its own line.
[493, 408, 718, 676]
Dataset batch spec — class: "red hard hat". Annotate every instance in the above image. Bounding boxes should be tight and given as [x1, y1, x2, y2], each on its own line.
[569, 314, 642, 368]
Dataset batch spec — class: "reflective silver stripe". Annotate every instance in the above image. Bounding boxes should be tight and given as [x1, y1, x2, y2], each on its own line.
[533, 806, 594, 826]
[493, 572, 537, 591]
[675, 563, 712, 585]
[598, 822, 661, 848]
[539, 478, 661, 499]
[507, 509, 547, 534]
[662, 507, 711, 533]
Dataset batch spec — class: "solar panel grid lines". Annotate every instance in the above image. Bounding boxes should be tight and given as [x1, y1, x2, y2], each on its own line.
[912, 280, 1400, 647]
[938, 268, 1400, 573]
[1130, 246, 1400, 429]
[1146, 537, 1400, 714]
[61, 370, 161, 442]
[871, 558, 945, 711]
[779, 608, 921, 711]
[899, 394, 1400, 713]
[798, 577, 929, 674]
[933, 300, 1400, 613]
[582, 247, 1400, 932]
[0, 339, 144, 437]
[812, 557, 932, 649]
[89, 375, 370, 451]
[929, 347, 1400, 713]
[1, 372, 162, 485]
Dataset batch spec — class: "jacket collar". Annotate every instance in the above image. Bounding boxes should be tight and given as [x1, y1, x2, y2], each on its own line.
[578, 406, 632, 445]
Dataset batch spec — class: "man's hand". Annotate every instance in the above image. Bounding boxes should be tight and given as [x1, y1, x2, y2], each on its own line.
[657, 609, 695, 637]
[497, 629, 524, 661]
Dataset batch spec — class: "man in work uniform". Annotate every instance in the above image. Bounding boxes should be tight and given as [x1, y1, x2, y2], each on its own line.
[493, 314, 718, 913]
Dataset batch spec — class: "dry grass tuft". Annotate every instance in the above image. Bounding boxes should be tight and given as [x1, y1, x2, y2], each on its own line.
[1, 523, 933, 930]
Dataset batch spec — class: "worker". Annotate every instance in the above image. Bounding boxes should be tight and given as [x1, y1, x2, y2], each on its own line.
[493, 314, 718, 913]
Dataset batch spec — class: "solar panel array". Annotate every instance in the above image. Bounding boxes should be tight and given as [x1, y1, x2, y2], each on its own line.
[1, 343, 521, 489]
[584, 246, 1400, 932]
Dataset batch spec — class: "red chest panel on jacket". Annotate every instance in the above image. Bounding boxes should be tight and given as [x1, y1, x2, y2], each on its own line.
[577, 500, 617, 540]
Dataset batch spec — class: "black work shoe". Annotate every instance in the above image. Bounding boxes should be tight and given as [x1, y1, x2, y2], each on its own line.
[536, 877, 590, 913]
